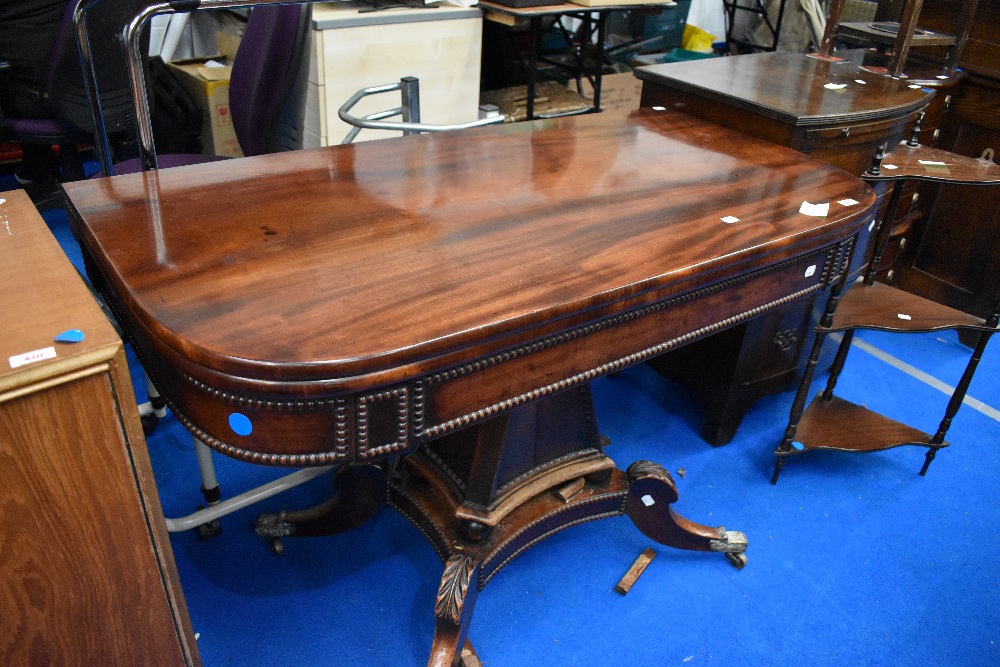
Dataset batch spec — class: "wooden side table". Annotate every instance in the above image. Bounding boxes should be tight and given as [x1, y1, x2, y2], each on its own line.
[0, 191, 199, 666]
[634, 50, 937, 445]
[771, 143, 1000, 483]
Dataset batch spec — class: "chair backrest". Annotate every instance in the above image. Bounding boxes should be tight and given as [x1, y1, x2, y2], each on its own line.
[229, 4, 312, 156]
[47, 0, 135, 137]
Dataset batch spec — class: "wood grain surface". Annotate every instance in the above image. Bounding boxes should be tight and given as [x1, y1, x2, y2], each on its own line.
[635, 50, 932, 126]
[0, 191, 199, 666]
[66, 109, 871, 385]
[65, 109, 875, 463]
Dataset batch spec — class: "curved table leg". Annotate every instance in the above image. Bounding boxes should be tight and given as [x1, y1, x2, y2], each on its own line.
[625, 461, 748, 567]
[428, 555, 481, 667]
[254, 463, 386, 553]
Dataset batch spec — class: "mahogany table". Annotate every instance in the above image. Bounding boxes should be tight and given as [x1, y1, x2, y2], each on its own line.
[65, 108, 874, 666]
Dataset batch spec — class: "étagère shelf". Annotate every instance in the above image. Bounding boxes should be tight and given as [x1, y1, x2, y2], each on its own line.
[772, 140, 1000, 483]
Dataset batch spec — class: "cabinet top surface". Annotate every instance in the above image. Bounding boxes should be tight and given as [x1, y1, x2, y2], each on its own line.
[64, 109, 873, 386]
[311, 1, 482, 29]
[636, 51, 934, 125]
[0, 191, 119, 387]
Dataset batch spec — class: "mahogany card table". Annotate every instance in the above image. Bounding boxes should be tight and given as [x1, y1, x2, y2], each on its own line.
[65, 108, 874, 666]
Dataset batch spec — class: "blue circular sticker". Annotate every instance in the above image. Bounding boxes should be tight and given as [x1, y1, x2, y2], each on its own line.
[229, 413, 253, 436]
[791, 441, 805, 451]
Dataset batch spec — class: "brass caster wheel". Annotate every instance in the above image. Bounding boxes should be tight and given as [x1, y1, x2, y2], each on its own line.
[725, 551, 747, 570]
[269, 537, 284, 556]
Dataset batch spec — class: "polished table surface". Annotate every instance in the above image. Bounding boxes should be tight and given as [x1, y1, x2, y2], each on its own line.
[66, 108, 873, 463]
[635, 50, 932, 127]
[65, 108, 874, 665]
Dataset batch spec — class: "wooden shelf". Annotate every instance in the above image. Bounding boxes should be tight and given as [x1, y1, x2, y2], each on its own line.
[824, 280, 989, 333]
[789, 394, 939, 454]
[836, 21, 958, 49]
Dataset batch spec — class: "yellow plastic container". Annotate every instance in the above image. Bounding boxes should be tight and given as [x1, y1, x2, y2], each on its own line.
[681, 23, 716, 53]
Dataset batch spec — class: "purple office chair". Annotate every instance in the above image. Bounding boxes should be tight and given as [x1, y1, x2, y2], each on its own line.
[0, 3, 93, 181]
[113, 4, 311, 175]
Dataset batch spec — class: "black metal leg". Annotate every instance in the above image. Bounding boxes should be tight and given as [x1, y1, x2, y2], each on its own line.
[593, 12, 608, 111]
[527, 16, 541, 121]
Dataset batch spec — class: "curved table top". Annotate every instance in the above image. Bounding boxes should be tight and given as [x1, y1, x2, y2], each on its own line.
[65, 108, 875, 463]
[635, 50, 934, 126]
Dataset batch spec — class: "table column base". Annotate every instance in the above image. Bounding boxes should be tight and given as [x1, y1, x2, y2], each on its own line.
[387, 386, 748, 667]
[257, 386, 748, 667]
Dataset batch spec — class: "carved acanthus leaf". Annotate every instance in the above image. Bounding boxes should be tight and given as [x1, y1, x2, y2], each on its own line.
[434, 555, 476, 625]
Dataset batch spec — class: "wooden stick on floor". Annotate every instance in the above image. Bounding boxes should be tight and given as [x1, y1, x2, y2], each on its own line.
[615, 548, 657, 595]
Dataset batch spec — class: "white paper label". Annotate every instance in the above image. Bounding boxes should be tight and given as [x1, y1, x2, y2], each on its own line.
[804, 265, 817, 278]
[721, 216, 740, 224]
[641, 494, 655, 507]
[824, 83, 847, 90]
[10, 346, 57, 369]
[918, 160, 948, 166]
[883, 164, 898, 170]
[799, 201, 830, 217]
[897, 313, 912, 321]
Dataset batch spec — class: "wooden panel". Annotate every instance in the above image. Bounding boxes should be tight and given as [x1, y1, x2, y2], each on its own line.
[915, 0, 1000, 78]
[1, 370, 188, 666]
[897, 72, 1000, 318]
[0, 191, 199, 667]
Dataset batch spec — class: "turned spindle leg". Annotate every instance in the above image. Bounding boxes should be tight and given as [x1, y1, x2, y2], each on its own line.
[921, 325, 997, 476]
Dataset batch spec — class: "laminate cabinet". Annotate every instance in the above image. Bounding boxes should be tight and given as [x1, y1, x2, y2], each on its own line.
[303, 1, 483, 147]
[0, 190, 199, 667]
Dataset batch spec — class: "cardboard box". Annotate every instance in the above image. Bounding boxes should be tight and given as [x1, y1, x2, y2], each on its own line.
[166, 57, 243, 158]
[576, 72, 643, 117]
[480, 82, 591, 122]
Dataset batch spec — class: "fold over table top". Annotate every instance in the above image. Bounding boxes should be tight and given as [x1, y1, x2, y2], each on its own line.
[65, 109, 874, 463]
[66, 108, 873, 390]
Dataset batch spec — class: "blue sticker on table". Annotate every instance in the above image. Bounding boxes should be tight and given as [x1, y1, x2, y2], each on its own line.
[791, 441, 805, 451]
[54, 328, 85, 343]
[229, 413, 253, 436]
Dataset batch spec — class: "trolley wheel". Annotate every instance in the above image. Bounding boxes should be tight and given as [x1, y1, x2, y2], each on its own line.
[269, 538, 284, 556]
[725, 551, 748, 570]
[194, 518, 222, 541]
[140, 413, 159, 436]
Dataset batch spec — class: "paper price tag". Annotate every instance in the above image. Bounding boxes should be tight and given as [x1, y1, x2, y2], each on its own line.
[10, 346, 57, 369]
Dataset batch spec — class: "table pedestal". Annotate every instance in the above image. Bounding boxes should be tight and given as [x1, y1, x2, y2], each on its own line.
[258, 385, 747, 667]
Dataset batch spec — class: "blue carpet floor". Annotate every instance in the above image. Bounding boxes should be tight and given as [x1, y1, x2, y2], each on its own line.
[8, 177, 999, 666]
